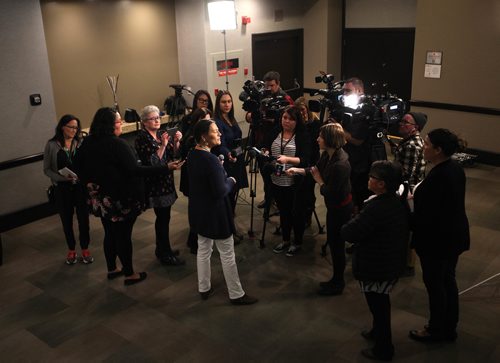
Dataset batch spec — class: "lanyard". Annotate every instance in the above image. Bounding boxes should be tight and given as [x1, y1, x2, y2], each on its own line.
[280, 132, 295, 155]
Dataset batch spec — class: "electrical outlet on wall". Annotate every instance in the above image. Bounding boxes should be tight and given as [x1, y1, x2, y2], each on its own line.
[30, 94, 42, 106]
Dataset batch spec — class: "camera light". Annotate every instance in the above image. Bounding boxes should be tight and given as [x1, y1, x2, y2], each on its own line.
[342, 94, 361, 109]
[208, 1, 237, 30]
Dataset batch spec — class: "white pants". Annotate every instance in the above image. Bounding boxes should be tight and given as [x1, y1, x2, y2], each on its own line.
[197, 234, 245, 300]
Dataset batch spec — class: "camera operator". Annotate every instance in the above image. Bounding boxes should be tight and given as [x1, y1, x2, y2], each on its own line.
[391, 112, 427, 277]
[245, 70, 294, 146]
[261, 106, 311, 257]
[245, 71, 294, 209]
[335, 77, 372, 213]
[211, 91, 248, 222]
[392, 112, 427, 192]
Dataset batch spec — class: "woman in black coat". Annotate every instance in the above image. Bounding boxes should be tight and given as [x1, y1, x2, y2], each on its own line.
[75, 107, 172, 285]
[187, 119, 257, 305]
[342, 160, 410, 361]
[409, 128, 470, 343]
[287, 122, 352, 295]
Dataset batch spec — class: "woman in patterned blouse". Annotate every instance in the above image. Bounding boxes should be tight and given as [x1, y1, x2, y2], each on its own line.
[135, 105, 185, 266]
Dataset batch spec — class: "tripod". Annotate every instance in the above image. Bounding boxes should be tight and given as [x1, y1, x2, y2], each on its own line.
[246, 152, 259, 238]
[164, 84, 193, 126]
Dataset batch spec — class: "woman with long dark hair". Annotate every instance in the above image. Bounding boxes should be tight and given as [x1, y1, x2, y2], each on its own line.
[211, 90, 248, 214]
[43, 114, 92, 265]
[179, 107, 213, 254]
[180, 90, 214, 136]
[409, 128, 470, 343]
[74, 107, 175, 285]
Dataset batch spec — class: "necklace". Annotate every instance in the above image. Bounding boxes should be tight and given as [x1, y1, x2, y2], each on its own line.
[196, 144, 210, 152]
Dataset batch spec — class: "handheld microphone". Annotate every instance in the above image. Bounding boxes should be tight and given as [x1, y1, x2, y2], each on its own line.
[249, 147, 276, 161]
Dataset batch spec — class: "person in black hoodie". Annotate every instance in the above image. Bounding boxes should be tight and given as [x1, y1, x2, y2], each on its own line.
[342, 160, 410, 361]
[74, 107, 175, 286]
[409, 128, 470, 343]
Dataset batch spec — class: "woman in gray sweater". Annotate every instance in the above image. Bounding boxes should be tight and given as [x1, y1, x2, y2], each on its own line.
[43, 114, 92, 265]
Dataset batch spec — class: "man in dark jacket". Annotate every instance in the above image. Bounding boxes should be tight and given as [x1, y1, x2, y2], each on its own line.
[342, 160, 410, 361]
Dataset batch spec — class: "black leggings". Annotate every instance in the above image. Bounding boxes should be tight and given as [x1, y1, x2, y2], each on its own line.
[271, 183, 305, 244]
[420, 254, 460, 335]
[326, 203, 353, 284]
[101, 217, 137, 276]
[154, 206, 174, 257]
[365, 291, 394, 358]
[55, 183, 90, 250]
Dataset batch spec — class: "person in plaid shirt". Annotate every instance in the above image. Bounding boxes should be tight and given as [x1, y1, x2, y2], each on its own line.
[393, 112, 427, 191]
[392, 112, 427, 277]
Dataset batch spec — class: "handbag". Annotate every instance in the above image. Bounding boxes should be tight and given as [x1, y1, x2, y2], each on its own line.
[46, 185, 56, 205]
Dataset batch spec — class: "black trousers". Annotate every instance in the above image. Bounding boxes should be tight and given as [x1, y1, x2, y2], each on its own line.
[326, 203, 353, 284]
[350, 171, 370, 212]
[55, 183, 90, 250]
[101, 217, 136, 276]
[154, 206, 174, 257]
[302, 174, 316, 221]
[419, 253, 460, 336]
[271, 183, 305, 244]
[364, 291, 394, 358]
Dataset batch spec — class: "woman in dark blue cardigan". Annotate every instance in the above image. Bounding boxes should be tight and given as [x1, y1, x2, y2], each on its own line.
[187, 119, 257, 305]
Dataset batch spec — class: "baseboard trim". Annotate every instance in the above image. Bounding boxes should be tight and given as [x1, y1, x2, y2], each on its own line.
[0, 203, 57, 233]
[467, 148, 500, 167]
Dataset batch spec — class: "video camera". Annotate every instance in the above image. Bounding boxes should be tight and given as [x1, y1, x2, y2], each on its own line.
[239, 79, 290, 122]
[308, 73, 407, 134]
[309, 72, 345, 113]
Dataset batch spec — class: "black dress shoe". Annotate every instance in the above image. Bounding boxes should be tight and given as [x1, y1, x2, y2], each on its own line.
[361, 348, 393, 361]
[361, 329, 375, 340]
[124, 272, 147, 286]
[200, 287, 214, 300]
[230, 294, 258, 305]
[107, 270, 124, 280]
[160, 255, 186, 266]
[156, 249, 180, 258]
[319, 279, 334, 288]
[409, 329, 447, 343]
[317, 282, 344, 296]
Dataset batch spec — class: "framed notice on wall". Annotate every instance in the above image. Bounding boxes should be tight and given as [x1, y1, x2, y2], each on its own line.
[426, 51, 442, 65]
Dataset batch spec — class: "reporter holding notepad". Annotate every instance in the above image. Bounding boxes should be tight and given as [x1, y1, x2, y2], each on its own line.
[43, 114, 93, 265]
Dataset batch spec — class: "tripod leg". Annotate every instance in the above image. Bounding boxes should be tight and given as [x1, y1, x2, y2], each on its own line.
[248, 158, 257, 238]
[313, 209, 325, 234]
[259, 211, 268, 249]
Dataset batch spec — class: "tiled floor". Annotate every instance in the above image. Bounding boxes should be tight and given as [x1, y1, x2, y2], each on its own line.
[1, 163, 499, 362]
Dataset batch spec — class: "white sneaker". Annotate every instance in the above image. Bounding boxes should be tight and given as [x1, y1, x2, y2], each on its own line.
[273, 242, 290, 254]
[286, 244, 301, 257]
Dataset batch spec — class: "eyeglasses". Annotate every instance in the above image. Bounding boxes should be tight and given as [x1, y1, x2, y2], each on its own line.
[369, 174, 383, 181]
[145, 116, 161, 122]
[64, 125, 79, 130]
[198, 98, 209, 104]
[115, 119, 124, 124]
[399, 120, 415, 126]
